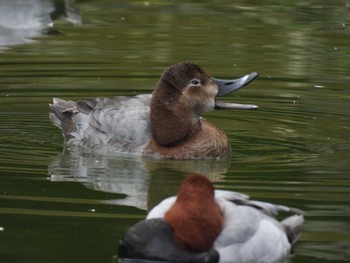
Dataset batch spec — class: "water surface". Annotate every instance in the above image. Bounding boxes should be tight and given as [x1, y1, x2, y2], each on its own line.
[0, 0, 349, 262]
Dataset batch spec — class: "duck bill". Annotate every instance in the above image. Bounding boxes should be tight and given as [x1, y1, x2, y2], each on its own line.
[213, 72, 259, 110]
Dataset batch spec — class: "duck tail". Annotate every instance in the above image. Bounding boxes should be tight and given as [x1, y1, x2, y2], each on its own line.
[281, 214, 304, 253]
[49, 98, 77, 142]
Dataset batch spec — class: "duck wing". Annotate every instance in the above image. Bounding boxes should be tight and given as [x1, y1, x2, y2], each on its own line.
[214, 190, 304, 262]
[50, 94, 153, 152]
[215, 189, 303, 216]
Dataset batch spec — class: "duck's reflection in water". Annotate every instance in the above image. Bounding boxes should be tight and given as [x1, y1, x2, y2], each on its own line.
[48, 146, 230, 210]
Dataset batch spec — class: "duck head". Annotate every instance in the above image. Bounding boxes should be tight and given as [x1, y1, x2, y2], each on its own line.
[150, 62, 258, 146]
[164, 174, 223, 251]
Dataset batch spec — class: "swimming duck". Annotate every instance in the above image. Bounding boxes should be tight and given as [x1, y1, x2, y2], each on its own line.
[50, 63, 258, 159]
[118, 174, 304, 263]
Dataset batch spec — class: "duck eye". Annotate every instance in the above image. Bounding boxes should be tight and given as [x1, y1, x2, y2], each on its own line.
[190, 79, 201, 85]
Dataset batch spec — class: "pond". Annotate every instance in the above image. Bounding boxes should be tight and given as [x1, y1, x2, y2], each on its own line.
[0, 0, 349, 262]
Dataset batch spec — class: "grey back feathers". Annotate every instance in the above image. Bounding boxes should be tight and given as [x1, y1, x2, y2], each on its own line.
[49, 95, 153, 153]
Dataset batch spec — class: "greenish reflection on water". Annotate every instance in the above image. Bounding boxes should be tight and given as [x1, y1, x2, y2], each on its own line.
[0, 0, 349, 262]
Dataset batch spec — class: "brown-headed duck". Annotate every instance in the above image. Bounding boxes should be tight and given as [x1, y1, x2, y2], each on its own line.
[50, 63, 258, 159]
[118, 174, 304, 263]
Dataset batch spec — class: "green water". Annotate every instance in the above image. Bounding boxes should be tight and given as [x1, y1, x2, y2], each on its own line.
[0, 0, 349, 262]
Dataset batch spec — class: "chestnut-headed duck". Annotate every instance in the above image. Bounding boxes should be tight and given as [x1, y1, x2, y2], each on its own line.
[118, 174, 304, 263]
[50, 63, 258, 159]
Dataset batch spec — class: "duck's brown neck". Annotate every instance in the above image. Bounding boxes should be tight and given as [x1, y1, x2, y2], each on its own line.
[150, 84, 201, 146]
